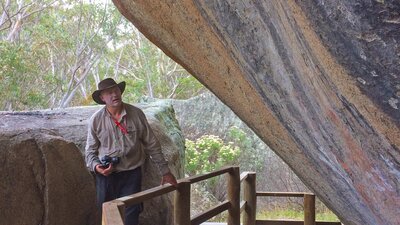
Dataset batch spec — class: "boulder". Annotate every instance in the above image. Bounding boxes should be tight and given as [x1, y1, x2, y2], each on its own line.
[0, 130, 96, 225]
[112, 1, 400, 224]
[0, 101, 184, 225]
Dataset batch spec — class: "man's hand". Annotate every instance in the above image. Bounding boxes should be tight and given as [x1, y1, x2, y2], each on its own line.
[161, 172, 178, 187]
[95, 163, 113, 176]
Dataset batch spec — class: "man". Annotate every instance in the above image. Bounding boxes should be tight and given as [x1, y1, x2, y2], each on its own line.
[85, 78, 177, 225]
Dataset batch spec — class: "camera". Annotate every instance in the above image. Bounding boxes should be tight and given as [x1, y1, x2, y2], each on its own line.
[100, 155, 120, 167]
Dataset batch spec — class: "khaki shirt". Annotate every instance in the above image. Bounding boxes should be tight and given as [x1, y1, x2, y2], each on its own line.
[85, 103, 170, 175]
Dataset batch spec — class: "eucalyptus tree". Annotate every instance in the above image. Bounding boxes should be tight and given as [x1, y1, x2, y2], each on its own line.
[49, 1, 124, 108]
[0, 0, 125, 109]
[0, 0, 204, 111]
[103, 27, 204, 103]
[0, 0, 55, 42]
[0, 0, 57, 110]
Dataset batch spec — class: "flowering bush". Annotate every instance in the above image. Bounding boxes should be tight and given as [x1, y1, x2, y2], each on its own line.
[185, 135, 240, 176]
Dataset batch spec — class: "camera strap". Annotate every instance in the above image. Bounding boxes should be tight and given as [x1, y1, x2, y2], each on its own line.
[113, 119, 128, 135]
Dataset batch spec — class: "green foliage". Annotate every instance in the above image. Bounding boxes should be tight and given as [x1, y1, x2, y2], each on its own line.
[174, 76, 204, 98]
[0, 41, 48, 109]
[123, 78, 147, 102]
[227, 126, 266, 172]
[185, 135, 240, 176]
[0, 1, 205, 110]
[0, 42, 27, 76]
[117, 36, 204, 103]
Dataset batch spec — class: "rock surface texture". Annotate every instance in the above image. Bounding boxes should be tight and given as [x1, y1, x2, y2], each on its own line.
[0, 101, 184, 225]
[0, 130, 97, 225]
[112, 1, 400, 225]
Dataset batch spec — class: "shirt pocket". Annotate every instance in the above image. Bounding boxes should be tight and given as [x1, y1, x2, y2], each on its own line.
[126, 126, 138, 143]
[97, 128, 111, 148]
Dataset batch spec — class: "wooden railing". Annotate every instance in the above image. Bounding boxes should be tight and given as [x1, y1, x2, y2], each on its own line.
[102, 166, 341, 225]
[256, 192, 320, 225]
[102, 166, 240, 225]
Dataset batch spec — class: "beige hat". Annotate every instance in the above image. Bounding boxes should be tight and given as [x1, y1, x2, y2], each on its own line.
[92, 78, 126, 104]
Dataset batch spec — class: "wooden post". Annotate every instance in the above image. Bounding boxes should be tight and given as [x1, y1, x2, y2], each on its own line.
[227, 167, 240, 225]
[304, 194, 315, 225]
[174, 179, 191, 225]
[102, 201, 125, 225]
[243, 172, 256, 225]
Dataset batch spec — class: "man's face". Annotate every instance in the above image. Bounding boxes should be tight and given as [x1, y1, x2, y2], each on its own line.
[100, 86, 122, 108]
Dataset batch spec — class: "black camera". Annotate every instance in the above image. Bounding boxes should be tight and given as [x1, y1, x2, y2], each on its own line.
[100, 155, 120, 167]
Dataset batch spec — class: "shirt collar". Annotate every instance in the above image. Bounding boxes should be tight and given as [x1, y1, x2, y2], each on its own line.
[104, 103, 127, 121]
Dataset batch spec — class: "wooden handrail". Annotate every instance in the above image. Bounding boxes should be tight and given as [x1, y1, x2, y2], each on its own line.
[103, 166, 240, 225]
[102, 167, 337, 225]
[188, 166, 234, 183]
[118, 183, 176, 206]
[191, 200, 231, 225]
[257, 192, 311, 197]
[112, 167, 235, 208]
[257, 192, 317, 225]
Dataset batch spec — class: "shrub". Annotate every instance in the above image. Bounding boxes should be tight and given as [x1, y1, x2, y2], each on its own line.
[185, 135, 240, 176]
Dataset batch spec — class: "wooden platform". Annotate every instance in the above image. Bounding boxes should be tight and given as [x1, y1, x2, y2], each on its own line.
[254, 221, 342, 225]
[201, 221, 342, 225]
[201, 223, 227, 225]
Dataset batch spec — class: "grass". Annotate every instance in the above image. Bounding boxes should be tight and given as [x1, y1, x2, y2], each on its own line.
[208, 209, 340, 223]
[257, 209, 340, 222]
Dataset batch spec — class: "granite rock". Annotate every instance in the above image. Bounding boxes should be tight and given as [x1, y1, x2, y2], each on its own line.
[112, 1, 400, 224]
[0, 101, 184, 225]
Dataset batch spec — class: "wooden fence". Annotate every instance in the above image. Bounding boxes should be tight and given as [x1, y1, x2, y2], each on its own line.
[102, 166, 341, 225]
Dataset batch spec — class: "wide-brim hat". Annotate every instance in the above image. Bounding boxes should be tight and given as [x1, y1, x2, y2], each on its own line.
[92, 78, 126, 104]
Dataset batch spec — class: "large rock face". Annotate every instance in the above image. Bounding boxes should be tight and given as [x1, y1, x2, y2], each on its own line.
[0, 101, 184, 225]
[112, 1, 400, 225]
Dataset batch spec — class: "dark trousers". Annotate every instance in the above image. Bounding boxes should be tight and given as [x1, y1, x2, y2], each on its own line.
[96, 167, 142, 225]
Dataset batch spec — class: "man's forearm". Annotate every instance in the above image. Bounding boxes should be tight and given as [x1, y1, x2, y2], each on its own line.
[85, 149, 100, 172]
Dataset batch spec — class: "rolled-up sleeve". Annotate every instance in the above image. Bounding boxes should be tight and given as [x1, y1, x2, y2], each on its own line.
[139, 111, 170, 175]
[85, 116, 101, 172]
